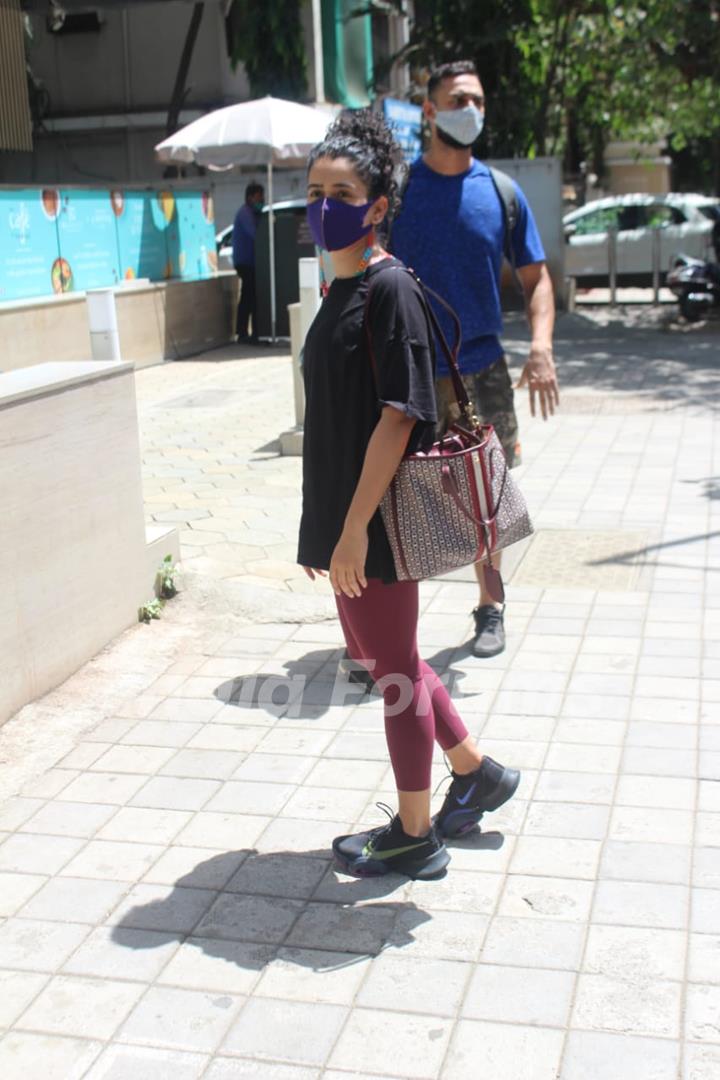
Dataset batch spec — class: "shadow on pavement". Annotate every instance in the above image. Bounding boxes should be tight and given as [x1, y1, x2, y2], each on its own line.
[110, 848, 439, 972]
[505, 310, 720, 412]
[686, 476, 720, 502]
[445, 828, 505, 853]
[588, 528, 720, 572]
[212, 646, 479, 721]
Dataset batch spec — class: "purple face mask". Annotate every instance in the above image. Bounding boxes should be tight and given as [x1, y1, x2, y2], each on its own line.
[306, 196, 374, 251]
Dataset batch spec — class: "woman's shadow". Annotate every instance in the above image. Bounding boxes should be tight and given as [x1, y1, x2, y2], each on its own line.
[111, 832, 505, 975]
[213, 644, 480, 721]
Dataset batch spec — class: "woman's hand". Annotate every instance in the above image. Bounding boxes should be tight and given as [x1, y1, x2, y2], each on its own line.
[329, 526, 368, 598]
[302, 566, 327, 581]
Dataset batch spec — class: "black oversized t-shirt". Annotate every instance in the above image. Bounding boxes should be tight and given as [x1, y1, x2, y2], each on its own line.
[297, 258, 437, 582]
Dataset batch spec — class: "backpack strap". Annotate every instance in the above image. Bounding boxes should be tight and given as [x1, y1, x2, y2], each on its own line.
[488, 165, 525, 297]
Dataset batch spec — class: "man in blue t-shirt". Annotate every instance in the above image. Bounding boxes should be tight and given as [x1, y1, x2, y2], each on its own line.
[232, 181, 264, 343]
[392, 59, 559, 659]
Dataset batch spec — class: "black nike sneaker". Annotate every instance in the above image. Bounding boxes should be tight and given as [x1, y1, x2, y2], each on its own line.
[434, 756, 521, 838]
[332, 804, 450, 880]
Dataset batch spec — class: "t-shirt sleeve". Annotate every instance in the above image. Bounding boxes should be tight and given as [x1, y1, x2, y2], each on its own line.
[367, 270, 437, 425]
[512, 183, 546, 268]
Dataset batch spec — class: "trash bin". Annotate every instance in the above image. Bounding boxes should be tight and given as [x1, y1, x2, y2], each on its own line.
[255, 199, 316, 338]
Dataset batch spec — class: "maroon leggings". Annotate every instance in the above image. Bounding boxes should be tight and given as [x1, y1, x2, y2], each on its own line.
[336, 578, 469, 791]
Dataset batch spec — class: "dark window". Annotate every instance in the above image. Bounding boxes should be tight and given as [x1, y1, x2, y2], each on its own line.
[617, 206, 644, 231]
[47, 11, 103, 34]
[641, 205, 686, 227]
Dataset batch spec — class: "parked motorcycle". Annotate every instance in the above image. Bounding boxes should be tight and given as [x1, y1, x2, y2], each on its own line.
[667, 253, 720, 321]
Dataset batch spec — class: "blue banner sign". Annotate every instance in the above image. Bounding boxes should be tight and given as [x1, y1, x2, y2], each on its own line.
[382, 97, 422, 164]
[115, 190, 173, 283]
[0, 188, 61, 301]
[0, 186, 216, 302]
[168, 191, 217, 280]
[56, 189, 122, 292]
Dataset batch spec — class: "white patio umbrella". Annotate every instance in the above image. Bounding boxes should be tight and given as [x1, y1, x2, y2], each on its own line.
[155, 96, 332, 340]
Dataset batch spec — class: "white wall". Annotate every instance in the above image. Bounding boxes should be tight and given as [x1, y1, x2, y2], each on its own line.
[489, 156, 565, 294]
[0, 362, 152, 723]
[211, 168, 308, 232]
[25, 2, 247, 115]
[2, 1, 249, 186]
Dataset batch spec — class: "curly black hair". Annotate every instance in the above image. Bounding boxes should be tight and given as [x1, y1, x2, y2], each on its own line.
[307, 109, 405, 218]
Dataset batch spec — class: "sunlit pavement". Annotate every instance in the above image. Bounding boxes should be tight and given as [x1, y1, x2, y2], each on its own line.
[0, 312, 718, 1079]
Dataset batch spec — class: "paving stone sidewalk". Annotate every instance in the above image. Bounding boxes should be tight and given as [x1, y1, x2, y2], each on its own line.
[0, 313, 719, 1079]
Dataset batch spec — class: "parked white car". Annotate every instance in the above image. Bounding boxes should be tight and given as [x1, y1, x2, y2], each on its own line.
[564, 193, 720, 285]
[216, 225, 234, 271]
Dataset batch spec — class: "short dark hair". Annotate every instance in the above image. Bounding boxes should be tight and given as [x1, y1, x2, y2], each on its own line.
[427, 60, 479, 100]
[245, 182, 264, 202]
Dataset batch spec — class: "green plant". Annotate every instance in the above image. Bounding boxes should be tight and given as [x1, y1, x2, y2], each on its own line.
[139, 554, 181, 623]
[225, 0, 307, 99]
[139, 598, 163, 623]
[372, 0, 720, 191]
[157, 554, 180, 599]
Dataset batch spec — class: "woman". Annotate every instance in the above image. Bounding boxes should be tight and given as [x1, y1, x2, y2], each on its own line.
[298, 111, 519, 880]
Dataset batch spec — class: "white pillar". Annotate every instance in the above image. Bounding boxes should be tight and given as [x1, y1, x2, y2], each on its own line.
[311, 0, 325, 103]
[299, 256, 321, 342]
[389, 3, 412, 96]
[280, 257, 321, 455]
[86, 288, 121, 362]
[296, 256, 321, 425]
[266, 161, 276, 342]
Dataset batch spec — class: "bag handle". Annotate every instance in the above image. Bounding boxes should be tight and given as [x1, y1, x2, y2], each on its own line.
[362, 262, 506, 604]
[363, 263, 479, 429]
[440, 444, 509, 528]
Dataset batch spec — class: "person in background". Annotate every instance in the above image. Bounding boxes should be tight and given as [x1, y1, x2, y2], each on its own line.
[232, 181, 264, 343]
[392, 59, 559, 660]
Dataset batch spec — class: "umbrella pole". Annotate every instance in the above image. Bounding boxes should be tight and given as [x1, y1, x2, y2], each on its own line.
[267, 161, 276, 343]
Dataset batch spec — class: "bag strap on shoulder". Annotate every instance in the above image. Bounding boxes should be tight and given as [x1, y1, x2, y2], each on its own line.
[488, 166, 525, 297]
[363, 263, 478, 428]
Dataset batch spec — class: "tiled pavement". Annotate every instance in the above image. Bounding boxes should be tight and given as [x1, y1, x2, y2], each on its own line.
[0, 312, 719, 1078]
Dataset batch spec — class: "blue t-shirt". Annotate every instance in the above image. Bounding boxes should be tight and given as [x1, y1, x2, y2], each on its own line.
[232, 204, 257, 268]
[391, 158, 545, 375]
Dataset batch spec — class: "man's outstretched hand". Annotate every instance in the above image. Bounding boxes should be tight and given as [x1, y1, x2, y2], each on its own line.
[516, 343, 559, 420]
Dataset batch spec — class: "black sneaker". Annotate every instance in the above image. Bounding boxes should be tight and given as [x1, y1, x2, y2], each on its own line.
[338, 649, 376, 693]
[434, 756, 521, 838]
[472, 604, 506, 658]
[332, 804, 450, 880]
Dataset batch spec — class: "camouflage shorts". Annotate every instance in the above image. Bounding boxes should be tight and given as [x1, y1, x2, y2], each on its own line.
[435, 355, 520, 467]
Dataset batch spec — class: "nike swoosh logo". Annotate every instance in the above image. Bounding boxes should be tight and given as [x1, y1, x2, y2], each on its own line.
[362, 840, 427, 860]
[456, 783, 477, 807]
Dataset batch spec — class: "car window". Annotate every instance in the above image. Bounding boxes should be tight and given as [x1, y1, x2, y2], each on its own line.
[617, 206, 644, 231]
[642, 205, 686, 227]
[572, 207, 620, 235]
[698, 204, 720, 222]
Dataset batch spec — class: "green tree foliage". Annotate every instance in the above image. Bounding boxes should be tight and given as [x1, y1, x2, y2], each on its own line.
[382, 1, 720, 189]
[385, 0, 537, 158]
[225, 0, 307, 100]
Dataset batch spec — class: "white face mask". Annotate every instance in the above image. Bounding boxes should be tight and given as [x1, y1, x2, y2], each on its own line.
[434, 103, 485, 148]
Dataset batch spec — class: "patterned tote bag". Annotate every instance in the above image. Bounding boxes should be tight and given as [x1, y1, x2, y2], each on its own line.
[364, 265, 533, 598]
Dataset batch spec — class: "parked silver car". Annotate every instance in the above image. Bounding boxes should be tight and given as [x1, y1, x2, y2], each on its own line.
[564, 193, 720, 285]
[215, 224, 234, 271]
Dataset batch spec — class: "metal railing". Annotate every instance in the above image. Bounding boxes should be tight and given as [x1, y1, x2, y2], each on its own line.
[606, 224, 663, 305]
